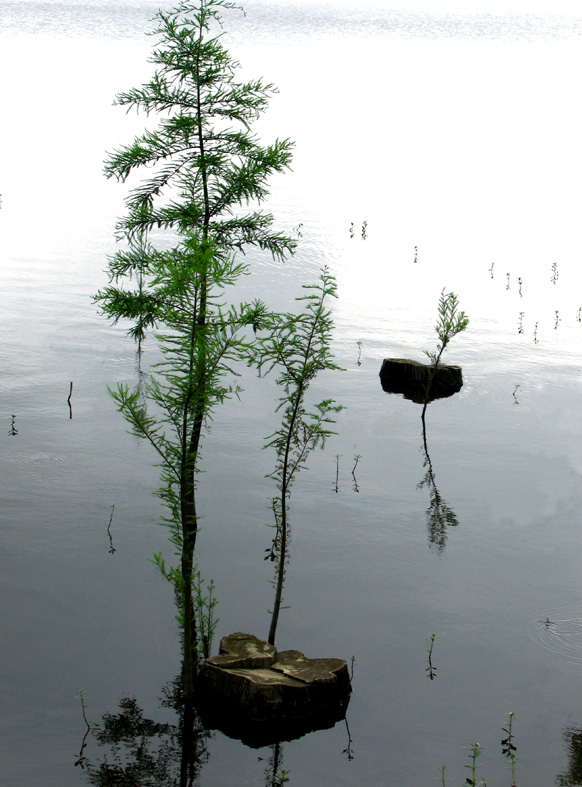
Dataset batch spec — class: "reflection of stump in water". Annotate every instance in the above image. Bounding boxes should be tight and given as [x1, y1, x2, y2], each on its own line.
[379, 358, 463, 403]
[417, 414, 459, 553]
[379, 358, 462, 551]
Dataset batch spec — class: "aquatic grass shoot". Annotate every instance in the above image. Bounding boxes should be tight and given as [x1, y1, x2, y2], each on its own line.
[106, 503, 116, 555]
[352, 454, 361, 493]
[440, 714, 519, 785]
[501, 711, 518, 786]
[518, 312, 524, 335]
[464, 741, 487, 786]
[333, 454, 341, 493]
[426, 633, 437, 680]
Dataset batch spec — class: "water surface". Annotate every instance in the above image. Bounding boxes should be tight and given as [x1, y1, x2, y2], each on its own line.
[1, 1, 582, 784]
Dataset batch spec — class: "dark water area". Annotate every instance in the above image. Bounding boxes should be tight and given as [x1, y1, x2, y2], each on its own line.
[2, 1, 582, 784]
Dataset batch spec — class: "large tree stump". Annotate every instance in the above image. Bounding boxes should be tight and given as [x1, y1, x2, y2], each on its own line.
[379, 358, 463, 403]
[196, 632, 352, 746]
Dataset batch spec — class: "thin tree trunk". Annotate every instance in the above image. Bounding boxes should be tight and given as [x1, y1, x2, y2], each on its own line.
[268, 385, 304, 646]
[181, 30, 211, 696]
[268, 304, 323, 646]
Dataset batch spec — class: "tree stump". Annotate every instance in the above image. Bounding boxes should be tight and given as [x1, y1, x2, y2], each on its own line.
[196, 633, 352, 746]
[379, 358, 463, 403]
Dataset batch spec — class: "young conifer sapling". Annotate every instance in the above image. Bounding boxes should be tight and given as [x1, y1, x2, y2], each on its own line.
[256, 267, 343, 646]
[422, 289, 469, 421]
[96, 0, 295, 699]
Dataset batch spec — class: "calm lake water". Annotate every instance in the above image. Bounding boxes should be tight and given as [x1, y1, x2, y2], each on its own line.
[2, 1, 582, 784]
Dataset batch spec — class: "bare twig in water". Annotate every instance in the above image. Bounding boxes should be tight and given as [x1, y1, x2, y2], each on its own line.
[68, 381, 73, 419]
[107, 504, 116, 554]
[74, 689, 91, 770]
[512, 385, 520, 405]
[9, 414, 18, 436]
[343, 716, 355, 761]
[352, 454, 361, 493]
[426, 633, 437, 680]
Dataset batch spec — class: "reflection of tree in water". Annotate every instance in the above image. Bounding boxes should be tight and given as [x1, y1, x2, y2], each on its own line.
[77, 676, 210, 787]
[261, 741, 290, 786]
[258, 712, 355, 783]
[342, 717, 355, 761]
[557, 726, 582, 786]
[417, 411, 459, 553]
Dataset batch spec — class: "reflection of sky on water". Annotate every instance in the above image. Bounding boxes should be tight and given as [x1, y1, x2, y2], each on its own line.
[313, 0, 582, 12]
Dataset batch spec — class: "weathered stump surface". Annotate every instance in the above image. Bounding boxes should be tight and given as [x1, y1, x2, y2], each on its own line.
[196, 632, 351, 744]
[379, 358, 463, 402]
[206, 631, 276, 669]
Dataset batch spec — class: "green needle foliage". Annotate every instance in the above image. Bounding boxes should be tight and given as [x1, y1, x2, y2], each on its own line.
[255, 267, 343, 646]
[422, 289, 469, 420]
[97, 0, 295, 344]
[108, 229, 270, 698]
[96, 0, 296, 701]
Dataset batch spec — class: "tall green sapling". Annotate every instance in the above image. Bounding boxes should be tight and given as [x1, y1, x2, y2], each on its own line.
[96, 0, 295, 699]
[256, 267, 343, 646]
